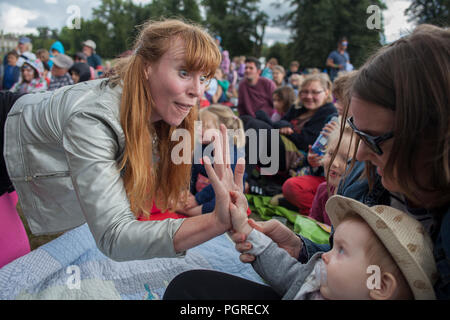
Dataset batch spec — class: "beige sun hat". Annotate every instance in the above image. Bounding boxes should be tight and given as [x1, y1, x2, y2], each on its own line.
[325, 195, 438, 300]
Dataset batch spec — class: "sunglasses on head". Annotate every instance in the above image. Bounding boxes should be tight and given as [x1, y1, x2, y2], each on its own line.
[346, 116, 394, 155]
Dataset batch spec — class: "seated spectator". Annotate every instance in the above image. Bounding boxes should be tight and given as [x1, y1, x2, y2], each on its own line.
[308, 124, 356, 225]
[10, 59, 47, 94]
[69, 62, 91, 84]
[74, 52, 96, 80]
[214, 68, 230, 104]
[15, 37, 36, 68]
[237, 56, 276, 117]
[288, 73, 303, 96]
[272, 65, 286, 88]
[271, 86, 296, 122]
[332, 70, 358, 115]
[48, 41, 65, 69]
[261, 57, 278, 80]
[82, 39, 102, 71]
[177, 105, 246, 216]
[285, 60, 302, 82]
[49, 54, 74, 91]
[243, 74, 337, 174]
[2, 51, 20, 90]
[36, 49, 51, 86]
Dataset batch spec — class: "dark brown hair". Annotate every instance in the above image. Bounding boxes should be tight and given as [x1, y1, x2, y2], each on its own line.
[349, 24, 450, 208]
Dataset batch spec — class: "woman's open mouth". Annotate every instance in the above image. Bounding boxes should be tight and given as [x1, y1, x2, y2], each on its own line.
[174, 102, 193, 112]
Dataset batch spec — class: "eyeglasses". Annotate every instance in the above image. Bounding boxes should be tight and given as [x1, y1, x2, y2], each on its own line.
[347, 116, 394, 155]
[299, 90, 324, 96]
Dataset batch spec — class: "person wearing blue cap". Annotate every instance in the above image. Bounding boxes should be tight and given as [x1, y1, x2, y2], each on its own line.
[326, 37, 350, 81]
[214, 35, 223, 52]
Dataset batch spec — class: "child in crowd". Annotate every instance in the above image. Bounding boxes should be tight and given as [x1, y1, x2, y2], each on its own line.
[10, 59, 48, 94]
[271, 86, 296, 122]
[2, 51, 20, 90]
[280, 71, 358, 214]
[176, 104, 246, 216]
[69, 62, 91, 84]
[229, 192, 437, 300]
[288, 73, 303, 96]
[309, 123, 356, 225]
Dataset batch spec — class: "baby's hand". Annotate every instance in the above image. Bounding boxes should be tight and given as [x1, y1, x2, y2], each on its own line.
[229, 191, 253, 236]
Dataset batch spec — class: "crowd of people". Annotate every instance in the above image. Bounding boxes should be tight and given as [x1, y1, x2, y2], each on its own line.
[0, 19, 448, 301]
[0, 37, 106, 93]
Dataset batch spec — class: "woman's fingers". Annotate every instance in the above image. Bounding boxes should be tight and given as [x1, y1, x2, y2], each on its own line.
[234, 157, 246, 192]
[220, 124, 231, 169]
[203, 156, 223, 192]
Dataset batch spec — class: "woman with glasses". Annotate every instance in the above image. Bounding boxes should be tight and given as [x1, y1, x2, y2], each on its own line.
[10, 59, 47, 94]
[226, 24, 449, 300]
[243, 73, 338, 174]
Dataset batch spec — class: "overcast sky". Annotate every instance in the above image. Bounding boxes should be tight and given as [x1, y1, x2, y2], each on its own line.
[0, 0, 414, 44]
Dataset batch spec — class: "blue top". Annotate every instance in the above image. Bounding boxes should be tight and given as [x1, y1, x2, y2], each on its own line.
[87, 54, 102, 69]
[2, 65, 20, 90]
[327, 50, 350, 81]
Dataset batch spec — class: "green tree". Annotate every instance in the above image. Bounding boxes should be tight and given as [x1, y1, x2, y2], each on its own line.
[405, 0, 449, 26]
[151, 0, 203, 23]
[274, 0, 387, 69]
[202, 0, 268, 57]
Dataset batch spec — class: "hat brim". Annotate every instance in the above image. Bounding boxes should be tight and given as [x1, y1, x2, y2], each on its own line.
[325, 195, 436, 300]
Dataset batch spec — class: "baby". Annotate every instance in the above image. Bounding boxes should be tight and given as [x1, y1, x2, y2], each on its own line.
[229, 192, 437, 300]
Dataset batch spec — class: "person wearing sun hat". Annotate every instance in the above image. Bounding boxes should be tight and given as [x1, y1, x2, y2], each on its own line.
[324, 195, 438, 300]
[175, 191, 438, 300]
[82, 39, 102, 71]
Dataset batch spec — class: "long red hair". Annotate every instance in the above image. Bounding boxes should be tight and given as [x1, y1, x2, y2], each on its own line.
[110, 19, 221, 217]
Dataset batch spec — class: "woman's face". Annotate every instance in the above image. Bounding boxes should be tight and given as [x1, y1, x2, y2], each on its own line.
[148, 39, 210, 126]
[272, 70, 284, 85]
[299, 80, 329, 111]
[350, 96, 399, 192]
[22, 65, 35, 82]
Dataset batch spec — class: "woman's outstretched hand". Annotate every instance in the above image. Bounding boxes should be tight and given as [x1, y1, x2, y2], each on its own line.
[203, 124, 246, 231]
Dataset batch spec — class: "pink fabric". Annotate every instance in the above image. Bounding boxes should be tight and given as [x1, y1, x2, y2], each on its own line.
[0, 191, 30, 268]
[237, 77, 276, 117]
[309, 181, 332, 226]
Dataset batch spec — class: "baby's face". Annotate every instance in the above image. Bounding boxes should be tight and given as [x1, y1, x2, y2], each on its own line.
[320, 219, 373, 300]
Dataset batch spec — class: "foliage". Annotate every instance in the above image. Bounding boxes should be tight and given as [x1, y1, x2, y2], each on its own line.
[272, 0, 387, 69]
[405, 0, 449, 26]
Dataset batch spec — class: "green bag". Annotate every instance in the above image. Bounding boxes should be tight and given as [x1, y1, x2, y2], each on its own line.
[245, 194, 330, 245]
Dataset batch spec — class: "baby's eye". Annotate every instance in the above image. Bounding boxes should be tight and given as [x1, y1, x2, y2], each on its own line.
[338, 247, 345, 254]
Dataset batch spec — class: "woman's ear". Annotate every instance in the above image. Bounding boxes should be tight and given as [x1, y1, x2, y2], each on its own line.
[369, 272, 397, 300]
[144, 65, 151, 80]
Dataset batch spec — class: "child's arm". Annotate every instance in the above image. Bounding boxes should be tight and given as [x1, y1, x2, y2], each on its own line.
[229, 191, 253, 236]
[229, 191, 317, 298]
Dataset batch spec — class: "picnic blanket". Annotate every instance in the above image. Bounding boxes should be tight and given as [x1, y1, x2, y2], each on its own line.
[246, 194, 331, 245]
[0, 223, 265, 300]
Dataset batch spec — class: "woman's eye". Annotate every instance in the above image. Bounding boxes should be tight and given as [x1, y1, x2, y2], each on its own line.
[179, 70, 189, 78]
[200, 75, 210, 84]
